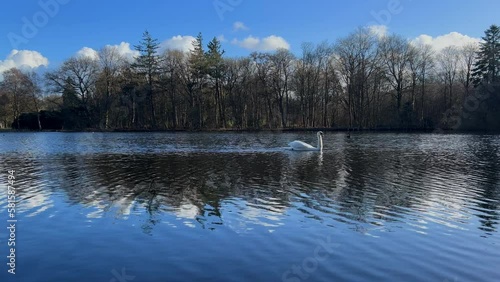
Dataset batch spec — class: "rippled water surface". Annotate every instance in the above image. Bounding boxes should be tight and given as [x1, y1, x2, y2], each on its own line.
[0, 132, 499, 282]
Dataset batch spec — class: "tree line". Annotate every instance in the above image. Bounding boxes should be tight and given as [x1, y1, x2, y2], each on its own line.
[1, 25, 499, 131]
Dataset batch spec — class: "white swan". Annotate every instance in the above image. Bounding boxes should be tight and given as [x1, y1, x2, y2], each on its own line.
[288, 131, 324, 151]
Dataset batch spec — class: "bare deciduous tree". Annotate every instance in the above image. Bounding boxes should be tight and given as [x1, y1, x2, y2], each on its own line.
[459, 43, 479, 97]
[379, 34, 413, 113]
[437, 46, 460, 109]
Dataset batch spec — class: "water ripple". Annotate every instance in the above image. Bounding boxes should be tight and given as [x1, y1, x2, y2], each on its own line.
[1, 132, 500, 281]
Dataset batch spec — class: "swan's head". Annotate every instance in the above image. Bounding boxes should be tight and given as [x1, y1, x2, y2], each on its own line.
[317, 131, 324, 137]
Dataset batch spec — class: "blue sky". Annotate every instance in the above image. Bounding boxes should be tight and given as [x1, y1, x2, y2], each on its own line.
[1, 0, 499, 71]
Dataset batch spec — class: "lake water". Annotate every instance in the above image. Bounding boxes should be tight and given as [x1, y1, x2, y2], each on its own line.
[0, 132, 499, 282]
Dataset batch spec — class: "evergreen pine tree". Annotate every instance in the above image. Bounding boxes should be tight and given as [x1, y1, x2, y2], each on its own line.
[134, 30, 161, 128]
[188, 32, 207, 128]
[189, 32, 207, 79]
[472, 25, 500, 87]
[206, 37, 226, 127]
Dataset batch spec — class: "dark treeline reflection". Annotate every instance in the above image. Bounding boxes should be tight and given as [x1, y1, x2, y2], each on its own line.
[466, 137, 500, 233]
[2, 138, 499, 236]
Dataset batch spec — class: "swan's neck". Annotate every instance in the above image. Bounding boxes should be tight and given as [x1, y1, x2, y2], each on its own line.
[317, 135, 323, 151]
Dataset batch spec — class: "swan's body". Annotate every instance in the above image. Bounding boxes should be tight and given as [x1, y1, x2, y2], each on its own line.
[288, 131, 324, 151]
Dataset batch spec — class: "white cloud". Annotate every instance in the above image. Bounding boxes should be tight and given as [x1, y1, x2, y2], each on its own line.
[103, 42, 139, 62]
[233, 21, 249, 32]
[0, 50, 49, 74]
[412, 32, 481, 52]
[76, 36, 200, 62]
[76, 47, 99, 60]
[160, 35, 196, 53]
[368, 25, 388, 38]
[76, 42, 140, 62]
[232, 35, 290, 51]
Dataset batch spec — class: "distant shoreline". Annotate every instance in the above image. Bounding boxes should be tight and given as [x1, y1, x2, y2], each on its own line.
[2, 127, 498, 134]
